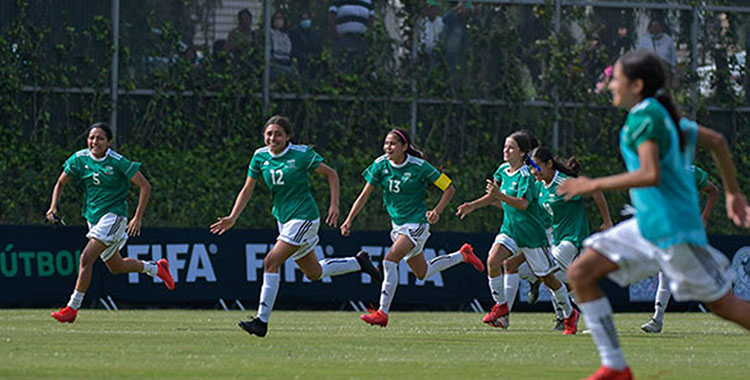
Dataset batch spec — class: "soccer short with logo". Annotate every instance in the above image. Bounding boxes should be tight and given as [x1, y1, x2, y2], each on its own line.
[86, 212, 128, 261]
[390, 222, 430, 260]
[277, 219, 321, 260]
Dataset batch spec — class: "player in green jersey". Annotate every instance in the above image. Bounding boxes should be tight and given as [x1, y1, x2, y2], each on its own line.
[528, 146, 613, 330]
[341, 128, 484, 327]
[458, 130, 578, 334]
[210, 115, 381, 337]
[558, 51, 750, 380]
[47, 122, 173, 324]
[640, 165, 718, 333]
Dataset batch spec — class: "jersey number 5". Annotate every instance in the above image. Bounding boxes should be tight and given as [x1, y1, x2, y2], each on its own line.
[92, 173, 101, 185]
[270, 169, 285, 185]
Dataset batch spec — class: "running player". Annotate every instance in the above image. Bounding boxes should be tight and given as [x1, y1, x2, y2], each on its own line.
[457, 131, 578, 333]
[559, 50, 750, 380]
[47, 122, 173, 323]
[641, 164, 718, 333]
[341, 128, 484, 327]
[527, 146, 613, 330]
[211, 115, 381, 337]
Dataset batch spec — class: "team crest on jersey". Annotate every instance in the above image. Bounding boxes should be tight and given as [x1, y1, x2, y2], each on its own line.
[104, 166, 114, 175]
[402, 172, 412, 182]
[286, 159, 296, 169]
[731, 247, 750, 301]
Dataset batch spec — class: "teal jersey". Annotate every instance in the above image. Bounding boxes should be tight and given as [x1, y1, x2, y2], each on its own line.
[620, 98, 707, 248]
[363, 154, 444, 225]
[493, 163, 549, 248]
[537, 171, 590, 247]
[692, 165, 709, 191]
[63, 148, 141, 224]
[248, 144, 323, 223]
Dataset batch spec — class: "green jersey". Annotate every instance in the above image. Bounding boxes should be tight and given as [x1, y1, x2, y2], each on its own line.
[63, 148, 141, 224]
[692, 165, 709, 191]
[537, 171, 590, 247]
[363, 154, 446, 225]
[493, 163, 548, 248]
[248, 144, 323, 223]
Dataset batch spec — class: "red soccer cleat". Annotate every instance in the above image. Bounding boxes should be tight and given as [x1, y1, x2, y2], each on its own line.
[581, 366, 633, 380]
[563, 308, 579, 335]
[157, 259, 175, 290]
[361, 309, 388, 327]
[482, 302, 509, 328]
[51, 306, 77, 323]
[459, 243, 485, 272]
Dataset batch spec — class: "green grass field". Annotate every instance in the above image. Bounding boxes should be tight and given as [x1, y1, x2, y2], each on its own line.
[1, 310, 748, 380]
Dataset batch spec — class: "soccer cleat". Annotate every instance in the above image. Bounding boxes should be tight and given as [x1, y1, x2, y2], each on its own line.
[563, 308, 579, 335]
[361, 309, 388, 327]
[238, 317, 268, 337]
[482, 302, 509, 328]
[459, 243, 484, 272]
[640, 317, 663, 333]
[51, 306, 77, 323]
[157, 259, 175, 290]
[355, 251, 383, 283]
[527, 280, 541, 305]
[553, 318, 565, 331]
[580, 365, 633, 380]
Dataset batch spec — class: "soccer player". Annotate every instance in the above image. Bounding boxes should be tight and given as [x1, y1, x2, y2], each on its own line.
[210, 115, 380, 337]
[341, 128, 484, 327]
[559, 50, 750, 380]
[527, 146, 613, 329]
[47, 122, 173, 323]
[457, 131, 578, 333]
[641, 165, 718, 333]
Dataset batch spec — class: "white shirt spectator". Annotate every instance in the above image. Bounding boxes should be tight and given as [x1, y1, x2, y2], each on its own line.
[636, 33, 676, 68]
[329, 0, 375, 36]
[418, 16, 444, 53]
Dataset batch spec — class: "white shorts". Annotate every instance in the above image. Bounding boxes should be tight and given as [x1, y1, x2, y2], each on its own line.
[584, 218, 733, 303]
[277, 219, 320, 260]
[520, 246, 559, 277]
[492, 233, 520, 256]
[86, 213, 128, 262]
[551, 240, 580, 273]
[390, 222, 430, 261]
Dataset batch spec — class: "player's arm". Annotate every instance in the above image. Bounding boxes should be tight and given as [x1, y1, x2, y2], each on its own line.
[697, 126, 750, 227]
[485, 179, 529, 210]
[456, 179, 500, 219]
[592, 191, 613, 230]
[315, 163, 340, 227]
[210, 176, 257, 235]
[701, 180, 718, 226]
[558, 140, 660, 199]
[46, 171, 71, 222]
[127, 171, 151, 236]
[426, 173, 455, 224]
[340, 182, 375, 236]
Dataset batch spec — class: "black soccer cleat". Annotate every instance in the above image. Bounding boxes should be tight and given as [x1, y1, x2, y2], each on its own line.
[527, 280, 541, 305]
[356, 251, 383, 283]
[238, 317, 268, 337]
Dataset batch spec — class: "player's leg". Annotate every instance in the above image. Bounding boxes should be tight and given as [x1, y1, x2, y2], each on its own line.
[103, 249, 174, 290]
[361, 234, 414, 327]
[503, 254, 525, 311]
[483, 241, 514, 327]
[642, 271, 670, 333]
[51, 238, 108, 323]
[408, 243, 483, 281]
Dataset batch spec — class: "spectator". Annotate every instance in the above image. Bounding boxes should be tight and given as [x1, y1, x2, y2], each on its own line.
[418, 0, 444, 55]
[225, 9, 257, 57]
[635, 19, 676, 69]
[290, 11, 323, 81]
[609, 25, 633, 59]
[442, 1, 475, 74]
[270, 11, 294, 79]
[329, 0, 375, 73]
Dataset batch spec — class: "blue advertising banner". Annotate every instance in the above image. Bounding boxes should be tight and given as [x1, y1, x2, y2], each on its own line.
[2, 225, 748, 311]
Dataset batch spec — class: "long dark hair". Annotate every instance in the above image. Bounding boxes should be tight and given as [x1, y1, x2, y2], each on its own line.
[617, 50, 684, 151]
[508, 129, 539, 167]
[529, 147, 580, 177]
[388, 128, 424, 159]
[88, 122, 113, 141]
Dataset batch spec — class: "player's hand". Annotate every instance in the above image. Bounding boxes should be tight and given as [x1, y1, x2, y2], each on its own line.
[127, 217, 143, 237]
[210, 216, 236, 235]
[600, 219, 613, 231]
[326, 204, 339, 227]
[485, 179, 501, 200]
[340, 220, 352, 236]
[456, 202, 475, 219]
[725, 192, 750, 228]
[45, 207, 57, 223]
[426, 209, 440, 224]
[557, 176, 597, 200]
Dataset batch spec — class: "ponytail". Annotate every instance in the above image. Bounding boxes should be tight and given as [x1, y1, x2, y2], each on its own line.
[529, 147, 580, 177]
[654, 90, 685, 152]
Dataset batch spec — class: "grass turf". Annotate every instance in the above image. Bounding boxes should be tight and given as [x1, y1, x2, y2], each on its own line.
[0, 310, 748, 380]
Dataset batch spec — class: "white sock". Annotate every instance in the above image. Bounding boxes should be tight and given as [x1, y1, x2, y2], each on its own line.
[653, 272, 671, 323]
[141, 261, 158, 277]
[552, 283, 573, 318]
[579, 297, 627, 371]
[518, 262, 538, 284]
[488, 275, 506, 305]
[319, 257, 360, 278]
[550, 289, 563, 320]
[504, 273, 520, 311]
[379, 261, 399, 314]
[257, 272, 280, 323]
[423, 252, 463, 279]
[67, 290, 85, 310]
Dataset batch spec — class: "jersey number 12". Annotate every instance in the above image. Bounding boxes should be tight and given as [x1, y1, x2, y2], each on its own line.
[270, 169, 285, 185]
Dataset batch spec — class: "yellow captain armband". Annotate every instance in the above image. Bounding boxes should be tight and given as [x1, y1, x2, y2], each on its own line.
[433, 173, 452, 191]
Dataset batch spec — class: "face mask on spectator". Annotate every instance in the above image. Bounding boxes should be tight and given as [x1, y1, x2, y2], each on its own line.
[300, 19, 311, 29]
[649, 32, 663, 39]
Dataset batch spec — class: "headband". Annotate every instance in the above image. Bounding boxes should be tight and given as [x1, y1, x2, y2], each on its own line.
[390, 129, 409, 145]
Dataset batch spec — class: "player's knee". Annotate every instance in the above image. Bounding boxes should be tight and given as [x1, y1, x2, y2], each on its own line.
[707, 293, 738, 321]
[263, 256, 281, 273]
[304, 268, 322, 281]
[566, 261, 589, 289]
